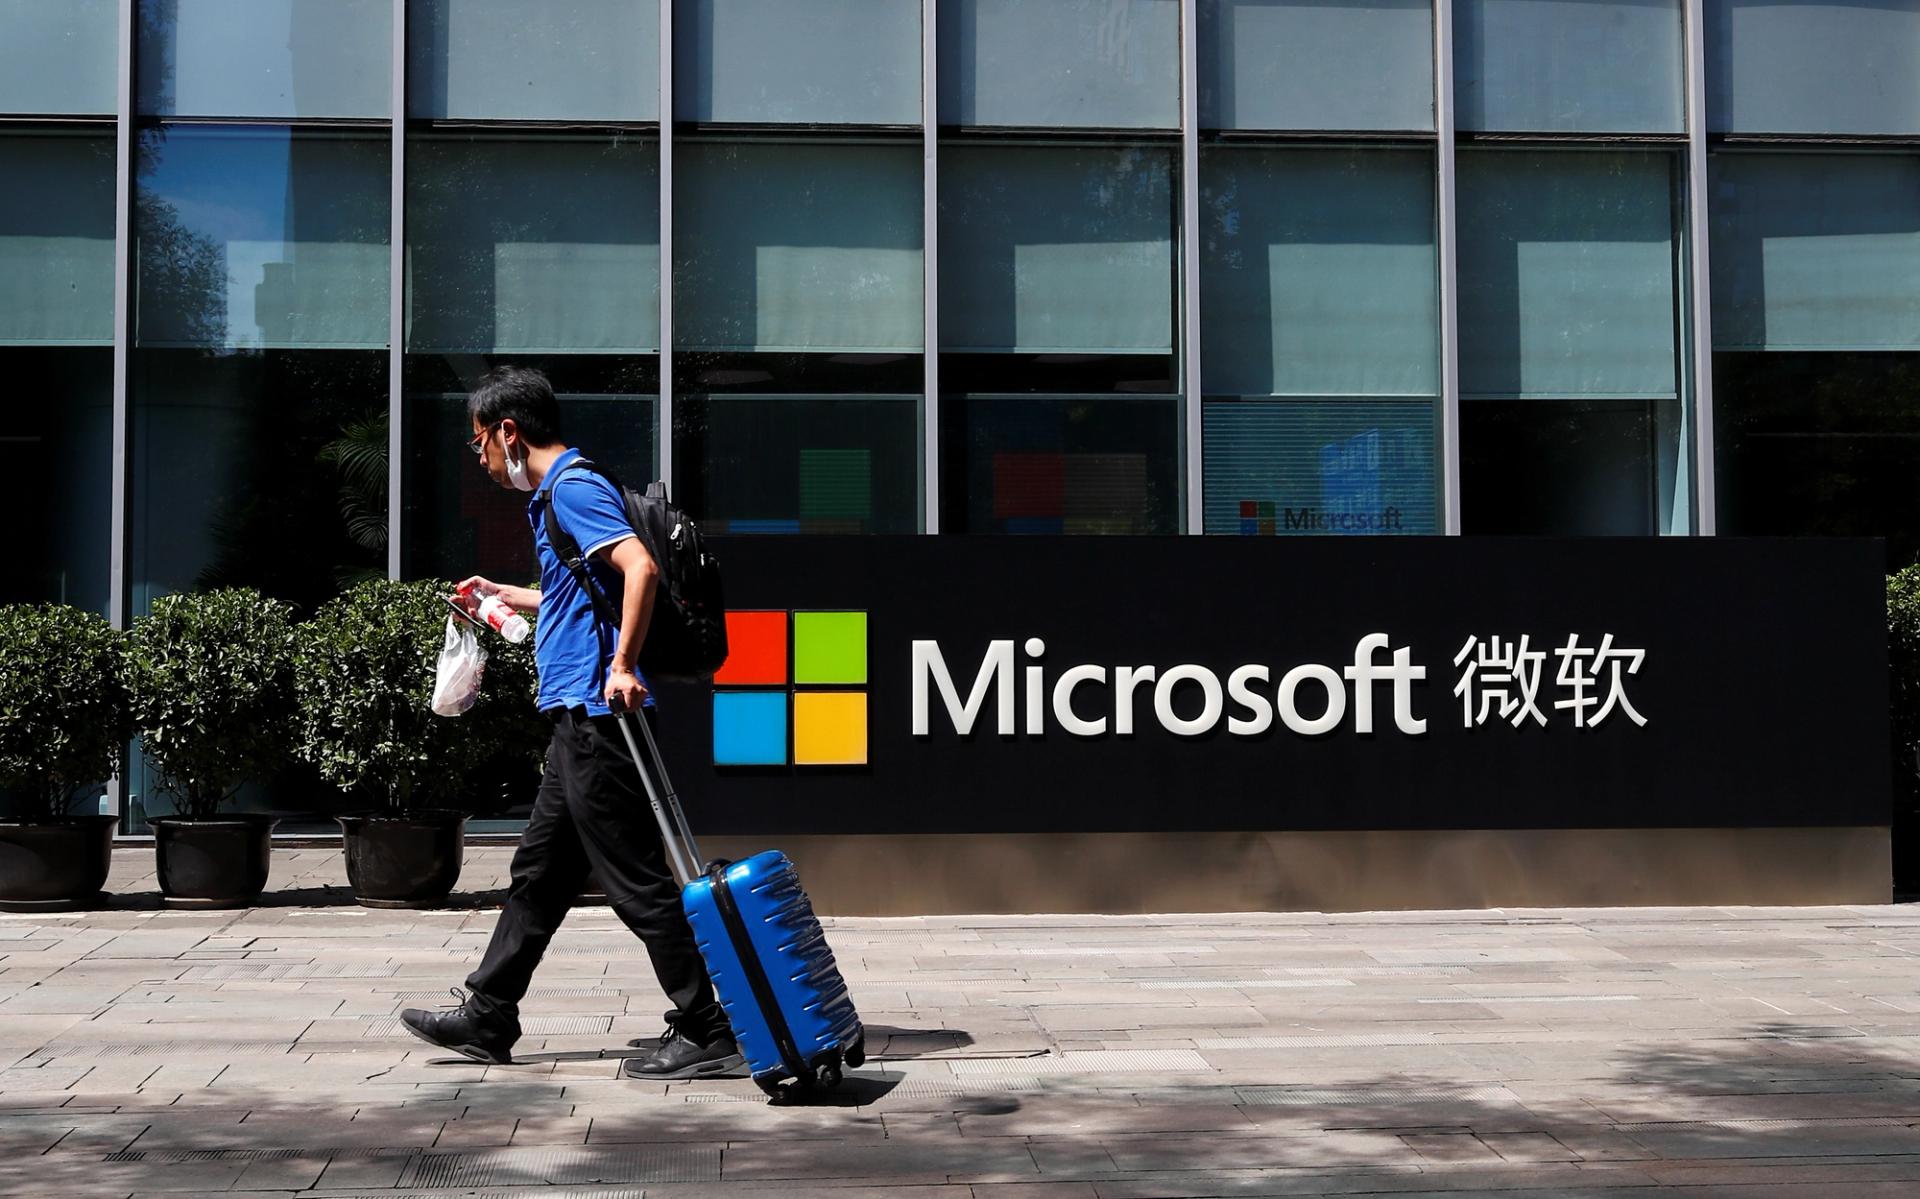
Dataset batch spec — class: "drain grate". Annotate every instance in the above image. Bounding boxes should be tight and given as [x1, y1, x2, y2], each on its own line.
[1136, 978, 1356, 991]
[948, 1049, 1210, 1076]
[402, 1145, 720, 1187]
[1236, 1085, 1518, 1107]
[1195, 1032, 1442, 1049]
[32, 1039, 295, 1060]
[359, 1015, 611, 1037]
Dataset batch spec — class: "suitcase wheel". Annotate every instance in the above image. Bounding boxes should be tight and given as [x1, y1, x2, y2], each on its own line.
[753, 1074, 786, 1100]
[845, 1035, 866, 1070]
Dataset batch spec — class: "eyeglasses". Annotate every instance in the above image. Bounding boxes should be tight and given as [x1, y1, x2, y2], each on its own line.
[467, 423, 501, 457]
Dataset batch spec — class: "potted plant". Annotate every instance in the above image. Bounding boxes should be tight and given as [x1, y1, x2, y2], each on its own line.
[295, 579, 541, 908]
[127, 588, 297, 908]
[0, 605, 131, 910]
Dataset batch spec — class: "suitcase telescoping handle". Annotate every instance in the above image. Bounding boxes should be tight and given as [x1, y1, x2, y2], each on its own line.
[610, 702, 704, 888]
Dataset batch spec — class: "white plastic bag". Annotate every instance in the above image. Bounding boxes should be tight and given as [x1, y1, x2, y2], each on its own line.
[430, 615, 488, 717]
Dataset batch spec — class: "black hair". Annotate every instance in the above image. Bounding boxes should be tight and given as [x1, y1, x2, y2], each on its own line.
[467, 366, 562, 447]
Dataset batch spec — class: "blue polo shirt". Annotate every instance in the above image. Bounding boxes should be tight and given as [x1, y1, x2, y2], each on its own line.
[528, 449, 653, 715]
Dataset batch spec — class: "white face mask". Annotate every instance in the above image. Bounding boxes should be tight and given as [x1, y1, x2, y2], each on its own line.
[506, 446, 535, 492]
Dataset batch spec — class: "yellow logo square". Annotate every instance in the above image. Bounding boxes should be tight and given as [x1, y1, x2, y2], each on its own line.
[793, 691, 868, 766]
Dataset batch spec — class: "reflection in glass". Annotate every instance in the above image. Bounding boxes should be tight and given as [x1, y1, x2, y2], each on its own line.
[1714, 352, 1920, 568]
[136, 0, 392, 119]
[1709, 153, 1920, 352]
[1455, 0, 1684, 133]
[943, 397, 1180, 534]
[938, 0, 1181, 129]
[1203, 400, 1437, 535]
[941, 144, 1175, 359]
[1708, 0, 1920, 135]
[409, 0, 659, 122]
[3, 129, 115, 609]
[675, 0, 919, 126]
[408, 134, 660, 354]
[404, 355, 659, 585]
[131, 124, 389, 609]
[1457, 149, 1688, 535]
[135, 127, 389, 351]
[676, 396, 920, 534]
[675, 141, 922, 353]
[1198, 0, 1434, 132]
[1457, 149, 1679, 400]
[0, 0, 118, 115]
[1462, 400, 1683, 535]
[1201, 146, 1437, 398]
[130, 350, 389, 610]
[1, 131, 116, 346]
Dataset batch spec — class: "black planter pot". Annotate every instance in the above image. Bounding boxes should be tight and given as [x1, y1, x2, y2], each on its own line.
[150, 815, 278, 909]
[336, 810, 468, 909]
[0, 816, 118, 911]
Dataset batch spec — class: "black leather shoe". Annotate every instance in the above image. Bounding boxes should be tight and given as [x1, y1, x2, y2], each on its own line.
[621, 1027, 744, 1080]
[399, 987, 519, 1065]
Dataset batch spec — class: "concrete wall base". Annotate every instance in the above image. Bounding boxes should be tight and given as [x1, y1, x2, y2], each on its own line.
[696, 827, 1893, 916]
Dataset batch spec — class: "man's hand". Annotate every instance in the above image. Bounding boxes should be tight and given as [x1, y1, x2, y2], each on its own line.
[605, 666, 649, 713]
[456, 576, 541, 614]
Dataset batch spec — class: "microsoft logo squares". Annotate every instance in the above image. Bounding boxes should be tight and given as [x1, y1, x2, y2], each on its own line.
[711, 610, 868, 767]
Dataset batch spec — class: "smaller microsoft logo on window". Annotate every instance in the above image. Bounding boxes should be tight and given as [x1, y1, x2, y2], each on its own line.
[710, 610, 867, 767]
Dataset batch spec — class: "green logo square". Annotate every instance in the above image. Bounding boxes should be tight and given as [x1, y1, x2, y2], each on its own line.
[792, 611, 867, 684]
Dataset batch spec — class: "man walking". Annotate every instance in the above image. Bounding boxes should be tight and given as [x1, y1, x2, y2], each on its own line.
[400, 366, 740, 1081]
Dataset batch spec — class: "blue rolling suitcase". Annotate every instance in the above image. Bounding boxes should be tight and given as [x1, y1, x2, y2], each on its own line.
[612, 709, 866, 1099]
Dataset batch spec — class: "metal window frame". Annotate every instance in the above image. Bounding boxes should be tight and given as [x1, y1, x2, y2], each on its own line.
[1682, 0, 1716, 534]
[107, 0, 136, 821]
[659, 0, 675, 493]
[386, 0, 405, 578]
[1180, 0, 1202, 533]
[923, 0, 939, 533]
[1435, 0, 1463, 535]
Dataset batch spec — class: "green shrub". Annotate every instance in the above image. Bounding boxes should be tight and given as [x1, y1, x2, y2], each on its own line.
[1892, 566, 1920, 817]
[127, 589, 298, 820]
[294, 579, 543, 813]
[0, 605, 131, 821]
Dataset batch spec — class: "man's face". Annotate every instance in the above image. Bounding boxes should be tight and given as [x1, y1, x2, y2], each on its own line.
[471, 417, 513, 489]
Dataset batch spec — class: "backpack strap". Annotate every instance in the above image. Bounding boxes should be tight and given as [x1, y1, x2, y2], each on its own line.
[539, 459, 623, 651]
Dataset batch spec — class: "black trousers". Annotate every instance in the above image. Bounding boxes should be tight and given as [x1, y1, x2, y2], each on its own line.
[465, 707, 726, 1043]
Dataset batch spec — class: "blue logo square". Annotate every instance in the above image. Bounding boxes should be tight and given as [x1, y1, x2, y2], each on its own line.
[713, 690, 788, 766]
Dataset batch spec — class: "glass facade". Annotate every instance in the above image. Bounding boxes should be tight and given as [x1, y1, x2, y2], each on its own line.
[3, 1, 1919, 821]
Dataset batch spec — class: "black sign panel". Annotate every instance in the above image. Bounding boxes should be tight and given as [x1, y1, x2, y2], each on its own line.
[651, 537, 1889, 836]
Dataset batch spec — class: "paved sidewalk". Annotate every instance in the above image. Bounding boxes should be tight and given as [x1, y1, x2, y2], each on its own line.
[3, 849, 1920, 1197]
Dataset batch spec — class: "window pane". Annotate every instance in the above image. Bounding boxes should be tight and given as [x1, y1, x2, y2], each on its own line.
[1708, 0, 1920, 135]
[408, 135, 659, 354]
[1457, 149, 1679, 399]
[1714, 351, 1920, 567]
[1201, 146, 1437, 398]
[675, 0, 918, 125]
[1709, 153, 1920, 351]
[0, 131, 115, 345]
[1203, 399, 1438, 535]
[11, 347, 112, 609]
[1456, 0, 1684, 133]
[941, 144, 1174, 354]
[943, 397, 1180, 533]
[137, 0, 392, 119]
[1198, 0, 1434, 132]
[135, 127, 390, 351]
[0, 0, 117, 114]
[675, 142, 922, 353]
[410, 0, 658, 121]
[677, 396, 920, 534]
[1463, 399, 1687, 534]
[938, 0, 1180, 129]
[131, 349, 388, 609]
[404, 354, 658, 584]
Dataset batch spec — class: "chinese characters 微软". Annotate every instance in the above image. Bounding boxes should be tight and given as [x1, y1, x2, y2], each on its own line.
[1453, 634, 1646, 729]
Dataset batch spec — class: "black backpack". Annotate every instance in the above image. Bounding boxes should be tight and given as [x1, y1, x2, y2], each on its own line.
[541, 459, 729, 684]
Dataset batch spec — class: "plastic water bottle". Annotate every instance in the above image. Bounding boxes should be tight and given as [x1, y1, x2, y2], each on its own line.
[478, 595, 530, 643]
